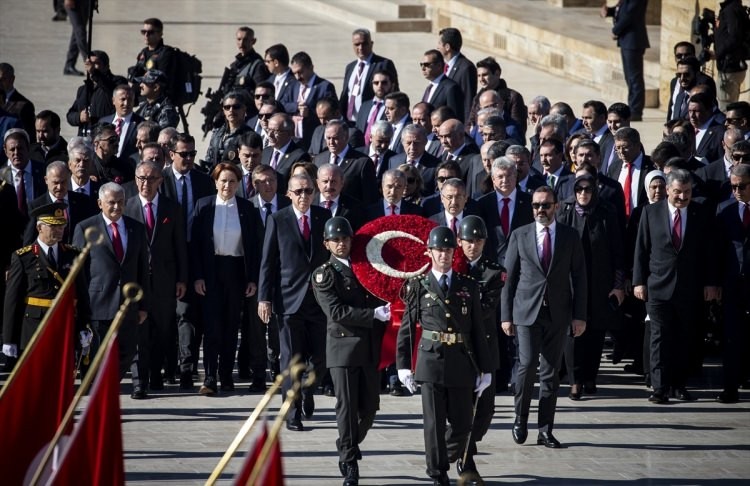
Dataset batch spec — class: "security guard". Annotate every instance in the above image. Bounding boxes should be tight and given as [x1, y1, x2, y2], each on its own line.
[396, 226, 493, 486]
[134, 69, 179, 128]
[2, 203, 89, 359]
[312, 217, 390, 486]
[451, 215, 505, 480]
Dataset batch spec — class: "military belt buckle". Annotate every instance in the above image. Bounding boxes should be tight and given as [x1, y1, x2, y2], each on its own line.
[442, 332, 456, 345]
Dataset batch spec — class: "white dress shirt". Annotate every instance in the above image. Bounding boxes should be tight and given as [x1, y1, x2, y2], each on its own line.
[102, 214, 128, 256]
[535, 220, 556, 264]
[213, 196, 244, 256]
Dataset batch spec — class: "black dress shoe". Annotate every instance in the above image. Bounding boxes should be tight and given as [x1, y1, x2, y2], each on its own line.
[286, 418, 304, 431]
[150, 376, 164, 391]
[671, 387, 694, 401]
[220, 382, 235, 392]
[52, 12, 68, 21]
[179, 371, 193, 390]
[583, 382, 597, 394]
[512, 416, 528, 444]
[432, 472, 450, 486]
[342, 460, 359, 486]
[248, 379, 266, 393]
[324, 384, 335, 397]
[537, 431, 562, 448]
[302, 393, 315, 419]
[648, 390, 669, 404]
[131, 386, 147, 400]
[569, 384, 582, 401]
[199, 377, 218, 396]
[457, 455, 478, 475]
[63, 66, 84, 76]
[717, 390, 739, 403]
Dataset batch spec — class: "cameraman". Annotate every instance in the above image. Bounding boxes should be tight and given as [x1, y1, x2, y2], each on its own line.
[714, 0, 749, 108]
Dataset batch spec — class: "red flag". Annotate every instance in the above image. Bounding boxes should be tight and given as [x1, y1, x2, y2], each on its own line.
[256, 435, 284, 486]
[47, 336, 125, 486]
[233, 420, 269, 485]
[0, 286, 76, 485]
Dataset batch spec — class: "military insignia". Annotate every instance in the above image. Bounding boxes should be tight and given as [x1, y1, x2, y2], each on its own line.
[16, 244, 33, 255]
[146, 59, 155, 70]
[315, 273, 323, 283]
[238, 77, 245, 86]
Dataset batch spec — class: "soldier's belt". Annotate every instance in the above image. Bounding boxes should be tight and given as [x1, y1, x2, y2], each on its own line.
[423, 330, 463, 345]
[26, 297, 54, 308]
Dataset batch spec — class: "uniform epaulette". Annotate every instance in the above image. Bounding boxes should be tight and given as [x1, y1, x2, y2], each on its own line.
[313, 264, 334, 287]
[15, 245, 33, 255]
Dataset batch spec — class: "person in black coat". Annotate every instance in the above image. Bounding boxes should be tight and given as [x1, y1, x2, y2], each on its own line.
[191, 163, 260, 395]
[362, 169, 423, 223]
[557, 174, 625, 399]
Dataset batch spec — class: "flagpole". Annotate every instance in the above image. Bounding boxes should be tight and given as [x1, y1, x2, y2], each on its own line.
[28, 280, 144, 486]
[0, 226, 104, 399]
[205, 356, 307, 485]
[246, 367, 316, 485]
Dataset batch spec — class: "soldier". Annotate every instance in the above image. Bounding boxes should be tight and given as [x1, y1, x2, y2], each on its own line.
[134, 70, 179, 129]
[2, 203, 89, 360]
[312, 217, 390, 486]
[450, 215, 504, 480]
[396, 226, 493, 486]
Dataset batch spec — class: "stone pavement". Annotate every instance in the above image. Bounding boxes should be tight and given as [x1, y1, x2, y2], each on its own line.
[1, 1, 750, 484]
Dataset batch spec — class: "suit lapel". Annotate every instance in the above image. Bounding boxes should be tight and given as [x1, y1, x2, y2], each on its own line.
[527, 225, 545, 273]
[97, 216, 119, 262]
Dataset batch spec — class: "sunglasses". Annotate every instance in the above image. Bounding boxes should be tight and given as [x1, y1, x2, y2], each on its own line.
[254, 94, 271, 99]
[173, 150, 197, 158]
[575, 186, 593, 194]
[223, 104, 242, 111]
[419, 62, 436, 68]
[140, 29, 158, 36]
[436, 176, 452, 183]
[290, 188, 314, 196]
[532, 202, 554, 210]
[732, 153, 750, 162]
[731, 183, 749, 191]
[258, 113, 273, 119]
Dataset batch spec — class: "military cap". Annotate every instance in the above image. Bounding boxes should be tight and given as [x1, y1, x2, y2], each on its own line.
[457, 215, 488, 240]
[427, 226, 456, 249]
[31, 202, 68, 226]
[324, 216, 353, 240]
[135, 69, 168, 85]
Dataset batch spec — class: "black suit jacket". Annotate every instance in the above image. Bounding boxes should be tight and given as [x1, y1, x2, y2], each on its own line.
[607, 154, 655, 209]
[191, 196, 260, 289]
[0, 161, 46, 211]
[100, 112, 145, 161]
[29, 137, 68, 164]
[289, 75, 337, 149]
[339, 54, 399, 117]
[308, 121, 365, 157]
[269, 72, 300, 114]
[716, 199, 750, 296]
[695, 120, 726, 163]
[666, 74, 717, 121]
[313, 148, 378, 204]
[23, 192, 99, 245]
[388, 152, 440, 196]
[427, 75, 465, 122]
[362, 199, 423, 223]
[696, 157, 732, 206]
[72, 214, 151, 319]
[258, 205, 331, 315]
[446, 53, 477, 122]
[389, 116, 413, 155]
[477, 190, 535, 266]
[261, 141, 311, 195]
[4, 89, 36, 144]
[312, 192, 363, 230]
[443, 142, 479, 182]
[354, 98, 386, 133]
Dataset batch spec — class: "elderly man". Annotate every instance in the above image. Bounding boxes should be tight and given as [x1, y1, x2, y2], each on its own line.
[438, 119, 478, 180]
[363, 169, 423, 221]
[367, 120, 395, 181]
[67, 138, 99, 197]
[314, 162, 362, 229]
[389, 124, 440, 195]
[261, 113, 310, 194]
[429, 177, 470, 231]
[1, 128, 46, 218]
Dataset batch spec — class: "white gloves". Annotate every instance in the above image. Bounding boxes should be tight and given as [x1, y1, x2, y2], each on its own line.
[474, 373, 492, 397]
[374, 304, 391, 322]
[398, 369, 418, 393]
[2, 344, 18, 358]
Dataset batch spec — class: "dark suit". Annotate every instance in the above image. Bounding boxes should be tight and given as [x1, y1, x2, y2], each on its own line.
[308, 121, 365, 157]
[191, 195, 259, 384]
[633, 200, 718, 394]
[500, 221, 587, 434]
[290, 76, 336, 150]
[389, 152, 440, 196]
[4, 89, 36, 144]
[0, 161, 46, 220]
[362, 199, 423, 223]
[339, 54, 398, 119]
[695, 121, 726, 163]
[270, 71, 300, 115]
[73, 214, 151, 382]
[312, 256, 384, 463]
[446, 53, 477, 122]
[124, 194, 188, 385]
[477, 190, 534, 266]
[666, 74, 717, 121]
[313, 148, 378, 204]
[696, 157, 732, 207]
[258, 205, 331, 422]
[100, 112, 145, 161]
[396, 272, 492, 479]
[355, 98, 386, 134]
[426, 75, 465, 122]
[29, 137, 68, 164]
[312, 193, 363, 230]
[607, 0, 649, 116]
[607, 154, 655, 212]
[23, 192, 98, 245]
[261, 141, 311, 195]
[388, 116, 413, 155]
[444, 142, 479, 182]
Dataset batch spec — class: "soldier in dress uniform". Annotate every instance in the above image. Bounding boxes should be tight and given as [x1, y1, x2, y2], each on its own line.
[2, 202, 89, 359]
[396, 226, 494, 486]
[312, 216, 391, 486]
[449, 215, 504, 481]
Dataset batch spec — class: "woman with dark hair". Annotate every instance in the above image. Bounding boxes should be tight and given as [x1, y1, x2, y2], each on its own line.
[557, 173, 625, 399]
[192, 162, 260, 395]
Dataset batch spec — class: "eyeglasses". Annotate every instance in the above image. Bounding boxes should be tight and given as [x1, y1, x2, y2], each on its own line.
[254, 94, 271, 99]
[419, 62, 436, 68]
[732, 153, 750, 162]
[731, 183, 750, 191]
[173, 150, 197, 158]
[223, 104, 242, 111]
[531, 202, 554, 210]
[135, 176, 162, 184]
[725, 117, 744, 125]
[675, 72, 692, 78]
[575, 186, 593, 194]
[436, 176, 452, 183]
[290, 187, 314, 196]
[140, 29, 158, 36]
[258, 113, 273, 119]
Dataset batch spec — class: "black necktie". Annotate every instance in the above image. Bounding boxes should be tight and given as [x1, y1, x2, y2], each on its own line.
[263, 202, 272, 226]
[439, 274, 449, 294]
[181, 176, 189, 226]
[47, 247, 57, 270]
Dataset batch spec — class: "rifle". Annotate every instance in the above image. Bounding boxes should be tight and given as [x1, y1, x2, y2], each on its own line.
[200, 66, 233, 139]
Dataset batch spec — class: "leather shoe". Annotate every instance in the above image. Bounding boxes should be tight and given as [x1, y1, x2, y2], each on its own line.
[512, 416, 528, 444]
[537, 431, 562, 448]
[63, 66, 84, 76]
[302, 393, 315, 419]
[583, 382, 597, 394]
[648, 390, 669, 404]
[179, 371, 193, 390]
[199, 377, 218, 396]
[717, 390, 739, 403]
[286, 418, 303, 431]
[569, 384, 582, 401]
[671, 387, 694, 401]
[432, 472, 450, 486]
[324, 384, 335, 397]
[131, 386, 147, 400]
[248, 378, 266, 393]
[456, 455, 478, 475]
[342, 460, 359, 486]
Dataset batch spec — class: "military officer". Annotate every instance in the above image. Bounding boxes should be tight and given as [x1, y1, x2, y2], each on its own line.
[312, 216, 391, 486]
[449, 215, 504, 480]
[396, 226, 493, 486]
[2, 203, 89, 358]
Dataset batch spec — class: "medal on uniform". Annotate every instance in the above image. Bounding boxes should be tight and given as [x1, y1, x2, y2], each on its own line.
[462, 304, 468, 315]
[315, 273, 323, 283]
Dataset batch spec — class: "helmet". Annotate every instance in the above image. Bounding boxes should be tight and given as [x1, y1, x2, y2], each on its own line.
[427, 226, 457, 249]
[457, 215, 488, 240]
[323, 216, 354, 240]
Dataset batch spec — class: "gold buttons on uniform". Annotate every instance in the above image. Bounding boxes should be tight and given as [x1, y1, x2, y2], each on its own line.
[445, 299, 450, 304]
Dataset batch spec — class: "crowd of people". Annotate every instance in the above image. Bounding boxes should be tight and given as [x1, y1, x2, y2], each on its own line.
[1, 9, 750, 485]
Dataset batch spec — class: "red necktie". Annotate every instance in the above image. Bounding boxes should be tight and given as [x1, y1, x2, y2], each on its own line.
[623, 163, 633, 219]
[744, 204, 750, 229]
[450, 217, 457, 235]
[111, 221, 124, 263]
[301, 214, 310, 242]
[323, 199, 333, 210]
[541, 227, 551, 273]
[270, 150, 280, 170]
[364, 101, 381, 146]
[371, 153, 379, 170]
[347, 61, 365, 120]
[672, 209, 682, 250]
[16, 172, 27, 216]
[114, 117, 123, 137]
[145, 202, 155, 240]
[500, 197, 510, 236]
[389, 204, 396, 216]
[245, 174, 254, 198]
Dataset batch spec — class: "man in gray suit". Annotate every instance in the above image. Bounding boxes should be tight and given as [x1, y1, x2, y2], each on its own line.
[500, 186, 587, 448]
